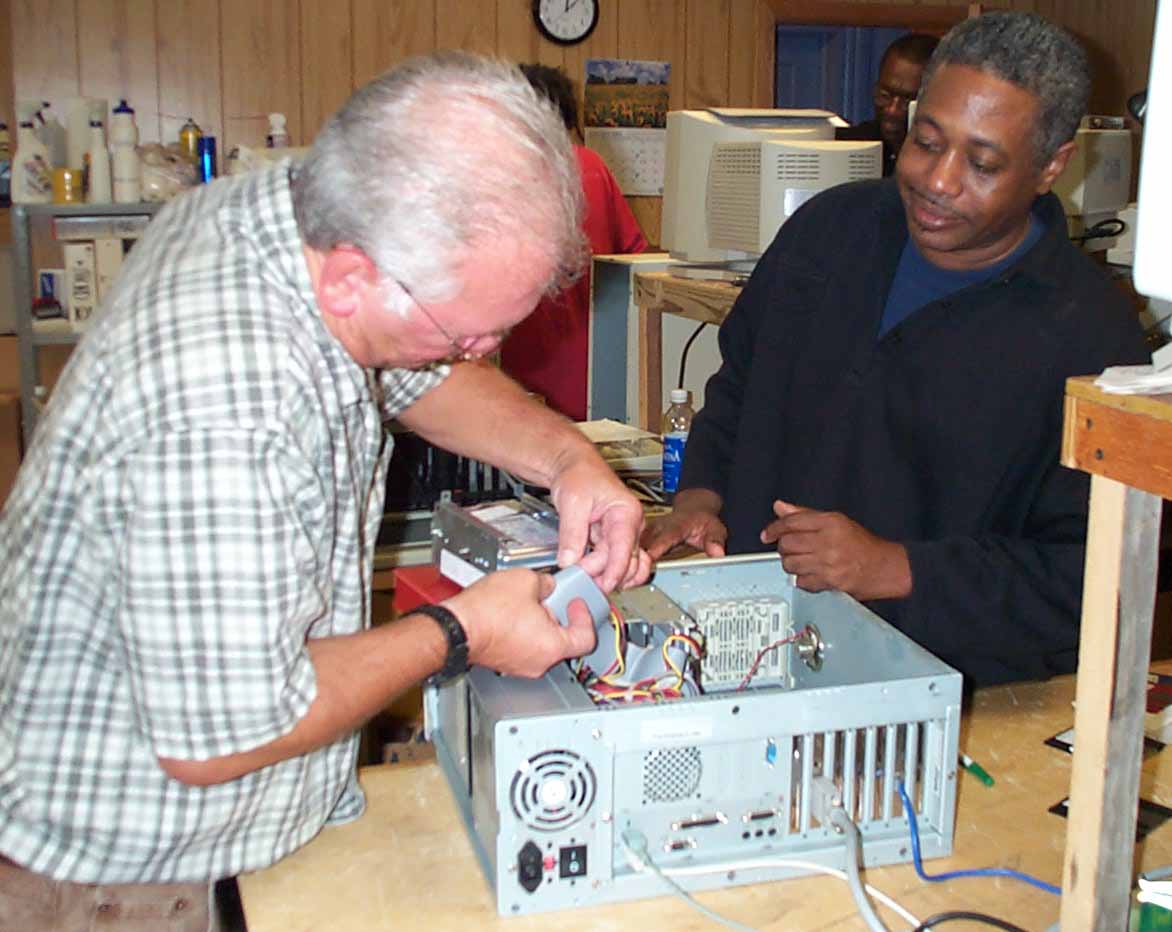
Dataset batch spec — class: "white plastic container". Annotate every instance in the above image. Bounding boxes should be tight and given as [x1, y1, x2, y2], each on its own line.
[11, 119, 52, 204]
[266, 112, 290, 148]
[35, 102, 67, 169]
[110, 99, 140, 203]
[86, 119, 112, 203]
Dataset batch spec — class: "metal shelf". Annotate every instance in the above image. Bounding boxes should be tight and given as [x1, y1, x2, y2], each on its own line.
[11, 201, 163, 445]
[31, 321, 82, 346]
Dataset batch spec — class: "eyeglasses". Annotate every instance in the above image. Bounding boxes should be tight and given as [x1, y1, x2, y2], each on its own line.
[874, 85, 917, 111]
[389, 277, 509, 363]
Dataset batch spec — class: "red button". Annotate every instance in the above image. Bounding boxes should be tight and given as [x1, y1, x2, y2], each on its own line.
[542, 855, 556, 871]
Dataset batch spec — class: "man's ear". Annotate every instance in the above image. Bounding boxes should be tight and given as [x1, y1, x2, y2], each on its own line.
[317, 245, 379, 320]
[1036, 139, 1077, 195]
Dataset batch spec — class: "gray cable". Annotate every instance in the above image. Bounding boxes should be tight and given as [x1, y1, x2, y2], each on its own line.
[620, 829, 763, 932]
[828, 808, 892, 932]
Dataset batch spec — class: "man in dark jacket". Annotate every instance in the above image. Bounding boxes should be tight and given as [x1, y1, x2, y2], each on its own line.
[837, 32, 939, 176]
[642, 11, 1148, 686]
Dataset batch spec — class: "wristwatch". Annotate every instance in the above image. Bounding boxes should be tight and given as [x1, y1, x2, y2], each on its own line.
[417, 603, 470, 686]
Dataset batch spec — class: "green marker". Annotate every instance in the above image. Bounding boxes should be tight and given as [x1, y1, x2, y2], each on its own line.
[960, 753, 995, 787]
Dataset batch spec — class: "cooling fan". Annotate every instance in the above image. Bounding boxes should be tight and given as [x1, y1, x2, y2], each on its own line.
[509, 749, 597, 831]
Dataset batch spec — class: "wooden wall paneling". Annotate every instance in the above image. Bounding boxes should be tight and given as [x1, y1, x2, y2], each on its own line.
[300, 0, 353, 144]
[221, 0, 303, 155]
[685, 1, 732, 109]
[617, 0, 688, 112]
[156, 0, 223, 149]
[753, 0, 776, 106]
[496, 0, 565, 67]
[11, 0, 79, 109]
[615, 0, 690, 250]
[78, 0, 160, 143]
[765, 0, 970, 29]
[436, 0, 498, 55]
[0, 0, 14, 126]
[726, 0, 777, 108]
[352, 0, 439, 89]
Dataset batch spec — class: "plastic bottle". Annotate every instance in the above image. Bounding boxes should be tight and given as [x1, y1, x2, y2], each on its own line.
[86, 119, 111, 203]
[661, 388, 695, 497]
[110, 99, 140, 203]
[35, 101, 68, 168]
[178, 116, 202, 163]
[11, 118, 52, 203]
[266, 112, 290, 148]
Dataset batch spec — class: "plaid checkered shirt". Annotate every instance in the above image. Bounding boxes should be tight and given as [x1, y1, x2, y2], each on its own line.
[0, 163, 445, 882]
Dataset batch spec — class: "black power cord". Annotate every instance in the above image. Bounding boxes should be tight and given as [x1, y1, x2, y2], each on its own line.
[911, 911, 1030, 932]
[1070, 217, 1127, 246]
[677, 321, 709, 389]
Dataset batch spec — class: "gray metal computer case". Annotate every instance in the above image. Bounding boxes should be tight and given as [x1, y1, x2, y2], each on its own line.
[424, 553, 962, 917]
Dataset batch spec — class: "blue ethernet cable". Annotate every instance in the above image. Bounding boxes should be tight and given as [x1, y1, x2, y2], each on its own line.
[897, 781, 1061, 896]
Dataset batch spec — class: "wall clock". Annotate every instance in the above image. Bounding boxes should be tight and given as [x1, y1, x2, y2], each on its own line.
[532, 0, 599, 46]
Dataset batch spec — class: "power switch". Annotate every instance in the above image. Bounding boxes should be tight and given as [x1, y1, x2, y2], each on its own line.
[559, 844, 587, 879]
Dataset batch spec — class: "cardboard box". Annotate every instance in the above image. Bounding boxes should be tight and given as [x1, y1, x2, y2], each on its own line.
[64, 242, 97, 332]
[0, 393, 22, 509]
[93, 238, 125, 301]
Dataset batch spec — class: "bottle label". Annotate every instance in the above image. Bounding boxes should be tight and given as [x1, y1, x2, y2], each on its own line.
[662, 432, 687, 493]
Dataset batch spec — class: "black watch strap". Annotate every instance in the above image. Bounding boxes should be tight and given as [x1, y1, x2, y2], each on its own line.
[417, 603, 470, 687]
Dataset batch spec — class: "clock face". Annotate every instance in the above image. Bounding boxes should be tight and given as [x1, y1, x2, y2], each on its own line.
[533, 0, 599, 45]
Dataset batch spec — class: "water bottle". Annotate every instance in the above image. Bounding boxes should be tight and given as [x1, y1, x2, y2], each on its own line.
[110, 99, 140, 203]
[86, 119, 111, 203]
[661, 388, 695, 497]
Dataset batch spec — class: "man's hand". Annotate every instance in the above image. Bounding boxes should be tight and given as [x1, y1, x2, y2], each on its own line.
[760, 500, 912, 601]
[444, 569, 597, 678]
[640, 488, 727, 560]
[548, 454, 650, 593]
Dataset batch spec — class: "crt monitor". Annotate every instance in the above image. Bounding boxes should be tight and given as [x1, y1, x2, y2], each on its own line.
[1051, 124, 1133, 224]
[1134, 1, 1172, 304]
[706, 137, 882, 256]
[661, 108, 846, 263]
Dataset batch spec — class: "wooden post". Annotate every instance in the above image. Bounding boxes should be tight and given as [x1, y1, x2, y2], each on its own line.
[1060, 476, 1161, 929]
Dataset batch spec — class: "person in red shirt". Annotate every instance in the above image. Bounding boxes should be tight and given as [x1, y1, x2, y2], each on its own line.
[501, 64, 647, 421]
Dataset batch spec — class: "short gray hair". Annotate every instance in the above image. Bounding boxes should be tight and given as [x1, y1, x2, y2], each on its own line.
[292, 51, 586, 302]
[922, 12, 1089, 166]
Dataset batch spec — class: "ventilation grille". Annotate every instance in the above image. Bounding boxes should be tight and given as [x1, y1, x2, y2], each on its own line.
[787, 721, 929, 833]
[707, 143, 762, 250]
[691, 596, 791, 690]
[847, 151, 881, 180]
[509, 749, 597, 831]
[643, 746, 703, 803]
[776, 152, 822, 182]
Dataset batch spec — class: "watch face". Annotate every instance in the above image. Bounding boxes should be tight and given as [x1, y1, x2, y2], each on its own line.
[533, 0, 599, 45]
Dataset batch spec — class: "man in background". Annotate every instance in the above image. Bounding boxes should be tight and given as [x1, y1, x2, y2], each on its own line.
[0, 52, 648, 931]
[838, 32, 940, 176]
[501, 64, 647, 421]
[643, 12, 1147, 686]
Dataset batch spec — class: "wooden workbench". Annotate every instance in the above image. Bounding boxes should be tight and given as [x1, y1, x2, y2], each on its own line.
[1059, 376, 1172, 929]
[238, 673, 1172, 932]
[632, 271, 741, 430]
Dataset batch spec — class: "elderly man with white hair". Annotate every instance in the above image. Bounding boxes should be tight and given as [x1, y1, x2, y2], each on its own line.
[0, 51, 648, 930]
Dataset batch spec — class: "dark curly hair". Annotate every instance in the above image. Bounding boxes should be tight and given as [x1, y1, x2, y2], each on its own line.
[519, 63, 579, 135]
[922, 12, 1089, 167]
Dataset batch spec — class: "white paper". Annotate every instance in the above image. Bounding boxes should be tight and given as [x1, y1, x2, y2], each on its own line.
[1094, 364, 1172, 394]
[584, 127, 665, 196]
